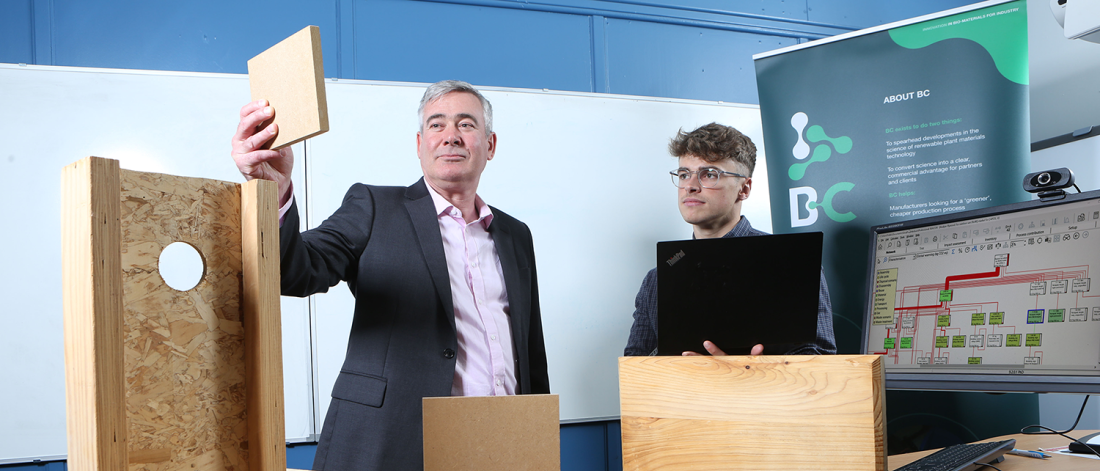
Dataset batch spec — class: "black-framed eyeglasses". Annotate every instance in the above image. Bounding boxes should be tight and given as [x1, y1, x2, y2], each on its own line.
[670, 168, 747, 188]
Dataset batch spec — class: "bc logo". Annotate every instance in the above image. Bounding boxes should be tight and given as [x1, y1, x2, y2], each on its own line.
[788, 112, 856, 227]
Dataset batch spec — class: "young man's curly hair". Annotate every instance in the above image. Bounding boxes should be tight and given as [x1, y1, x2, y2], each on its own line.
[668, 122, 756, 176]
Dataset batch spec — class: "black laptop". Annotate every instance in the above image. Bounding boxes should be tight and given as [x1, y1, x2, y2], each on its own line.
[656, 232, 824, 355]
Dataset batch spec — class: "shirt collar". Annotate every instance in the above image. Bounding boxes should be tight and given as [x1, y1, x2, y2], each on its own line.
[722, 216, 753, 238]
[424, 180, 494, 228]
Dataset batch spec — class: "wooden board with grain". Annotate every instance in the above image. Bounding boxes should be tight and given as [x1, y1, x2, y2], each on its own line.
[62, 157, 285, 471]
[618, 355, 886, 471]
[240, 179, 286, 471]
[62, 157, 128, 471]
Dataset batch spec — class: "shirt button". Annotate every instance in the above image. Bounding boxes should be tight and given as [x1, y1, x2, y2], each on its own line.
[443, 348, 455, 359]
[490, 334, 497, 341]
[495, 379, 502, 386]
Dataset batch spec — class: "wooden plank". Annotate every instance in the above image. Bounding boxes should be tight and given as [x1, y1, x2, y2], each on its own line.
[247, 25, 329, 150]
[619, 355, 885, 471]
[423, 395, 560, 471]
[241, 179, 286, 471]
[62, 156, 128, 471]
[118, 169, 247, 470]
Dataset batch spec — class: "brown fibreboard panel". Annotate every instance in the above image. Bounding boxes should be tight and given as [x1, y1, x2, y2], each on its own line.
[423, 395, 560, 471]
[247, 25, 329, 149]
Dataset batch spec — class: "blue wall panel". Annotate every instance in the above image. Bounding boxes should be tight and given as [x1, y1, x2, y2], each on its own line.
[0, 460, 65, 471]
[286, 442, 318, 470]
[560, 422, 608, 471]
[630, 0, 810, 22]
[0, 0, 33, 64]
[46, 0, 339, 76]
[492, 0, 847, 37]
[351, 0, 595, 91]
[605, 18, 797, 103]
[807, 0, 977, 29]
[0, 0, 981, 100]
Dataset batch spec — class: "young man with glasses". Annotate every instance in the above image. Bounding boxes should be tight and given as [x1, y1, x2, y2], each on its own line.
[623, 122, 837, 357]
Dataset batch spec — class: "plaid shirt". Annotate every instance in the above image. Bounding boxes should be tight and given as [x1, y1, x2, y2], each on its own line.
[624, 216, 837, 356]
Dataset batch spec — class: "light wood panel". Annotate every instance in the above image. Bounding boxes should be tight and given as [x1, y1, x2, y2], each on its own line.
[619, 355, 886, 471]
[62, 157, 128, 471]
[241, 179, 286, 471]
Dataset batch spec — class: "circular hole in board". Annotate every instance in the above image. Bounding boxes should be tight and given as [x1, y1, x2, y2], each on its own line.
[158, 242, 206, 291]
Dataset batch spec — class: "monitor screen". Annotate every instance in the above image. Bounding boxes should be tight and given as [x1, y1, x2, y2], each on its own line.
[862, 190, 1100, 393]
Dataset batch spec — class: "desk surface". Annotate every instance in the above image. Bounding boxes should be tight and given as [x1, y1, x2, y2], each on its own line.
[889, 430, 1099, 470]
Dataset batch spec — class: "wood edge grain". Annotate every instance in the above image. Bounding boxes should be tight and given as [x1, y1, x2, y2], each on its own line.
[242, 179, 287, 471]
[61, 156, 128, 470]
[871, 355, 887, 471]
[308, 25, 329, 133]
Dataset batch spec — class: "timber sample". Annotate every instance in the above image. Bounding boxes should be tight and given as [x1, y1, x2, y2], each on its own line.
[247, 25, 329, 150]
[423, 395, 560, 471]
[62, 157, 285, 471]
[619, 355, 886, 471]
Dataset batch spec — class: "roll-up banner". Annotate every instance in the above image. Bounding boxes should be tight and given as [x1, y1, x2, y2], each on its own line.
[754, 0, 1030, 351]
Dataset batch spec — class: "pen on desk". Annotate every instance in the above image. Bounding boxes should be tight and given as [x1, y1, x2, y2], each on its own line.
[1007, 448, 1050, 459]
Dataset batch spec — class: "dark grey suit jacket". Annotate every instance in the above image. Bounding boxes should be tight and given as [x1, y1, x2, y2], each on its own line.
[279, 178, 550, 471]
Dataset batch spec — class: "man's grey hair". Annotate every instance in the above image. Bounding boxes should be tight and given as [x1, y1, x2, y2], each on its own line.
[417, 80, 494, 136]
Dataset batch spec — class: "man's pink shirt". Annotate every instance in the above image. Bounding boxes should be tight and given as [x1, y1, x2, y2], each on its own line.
[278, 182, 516, 396]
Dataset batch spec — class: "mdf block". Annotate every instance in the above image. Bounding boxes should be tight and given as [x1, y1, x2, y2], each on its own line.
[619, 355, 886, 471]
[62, 157, 285, 471]
[248, 25, 329, 150]
[423, 395, 560, 471]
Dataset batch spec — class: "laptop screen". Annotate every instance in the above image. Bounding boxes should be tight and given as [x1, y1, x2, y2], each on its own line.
[656, 232, 823, 355]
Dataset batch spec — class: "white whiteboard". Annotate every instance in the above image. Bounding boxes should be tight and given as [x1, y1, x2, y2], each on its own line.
[0, 64, 769, 463]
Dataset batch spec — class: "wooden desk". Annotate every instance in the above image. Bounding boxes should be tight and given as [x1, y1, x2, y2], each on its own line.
[889, 430, 1098, 470]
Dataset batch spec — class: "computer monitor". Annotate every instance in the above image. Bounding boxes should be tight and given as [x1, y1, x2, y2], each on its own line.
[861, 189, 1100, 393]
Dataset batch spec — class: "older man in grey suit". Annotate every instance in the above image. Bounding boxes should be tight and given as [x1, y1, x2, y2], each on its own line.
[231, 80, 550, 470]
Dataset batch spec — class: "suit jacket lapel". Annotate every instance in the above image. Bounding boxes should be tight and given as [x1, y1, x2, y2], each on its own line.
[404, 179, 456, 329]
[488, 214, 529, 361]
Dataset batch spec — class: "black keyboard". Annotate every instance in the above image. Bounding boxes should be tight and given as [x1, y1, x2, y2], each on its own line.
[894, 439, 1016, 471]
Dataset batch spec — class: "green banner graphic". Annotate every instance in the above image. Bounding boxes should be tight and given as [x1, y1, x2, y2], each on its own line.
[754, 0, 1030, 352]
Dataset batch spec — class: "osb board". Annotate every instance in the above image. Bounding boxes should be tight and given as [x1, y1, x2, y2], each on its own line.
[119, 169, 247, 471]
[247, 25, 329, 150]
[618, 355, 885, 471]
[423, 394, 560, 471]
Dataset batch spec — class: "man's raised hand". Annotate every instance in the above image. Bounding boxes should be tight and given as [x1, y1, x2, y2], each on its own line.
[232, 100, 294, 205]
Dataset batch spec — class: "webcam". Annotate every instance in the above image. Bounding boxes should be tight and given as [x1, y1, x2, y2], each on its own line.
[1023, 167, 1077, 201]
